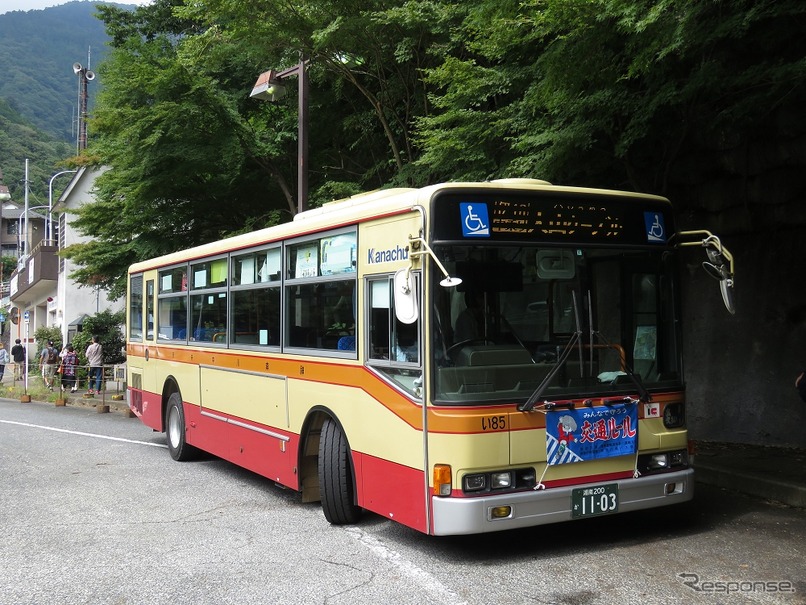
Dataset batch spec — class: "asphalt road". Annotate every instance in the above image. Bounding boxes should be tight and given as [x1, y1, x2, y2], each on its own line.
[1, 398, 804, 605]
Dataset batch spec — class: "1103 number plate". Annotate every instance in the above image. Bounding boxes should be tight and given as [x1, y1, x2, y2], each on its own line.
[571, 484, 619, 518]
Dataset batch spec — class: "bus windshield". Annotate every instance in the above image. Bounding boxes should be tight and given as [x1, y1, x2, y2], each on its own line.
[430, 245, 681, 404]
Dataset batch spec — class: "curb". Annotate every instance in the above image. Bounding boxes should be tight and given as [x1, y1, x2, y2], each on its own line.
[8, 393, 133, 416]
[693, 459, 806, 509]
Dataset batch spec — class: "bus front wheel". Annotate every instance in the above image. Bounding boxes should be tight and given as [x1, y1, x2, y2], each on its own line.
[166, 392, 197, 461]
[318, 417, 362, 524]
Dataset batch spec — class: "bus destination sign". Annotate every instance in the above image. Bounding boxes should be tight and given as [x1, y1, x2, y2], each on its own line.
[432, 190, 673, 246]
[490, 199, 624, 240]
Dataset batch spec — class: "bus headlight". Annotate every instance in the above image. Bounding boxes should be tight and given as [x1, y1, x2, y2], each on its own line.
[490, 471, 512, 489]
[461, 468, 535, 494]
[463, 474, 486, 492]
[669, 450, 687, 466]
[637, 449, 688, 475]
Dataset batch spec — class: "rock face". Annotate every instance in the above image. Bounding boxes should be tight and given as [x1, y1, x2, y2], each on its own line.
[680, 226, 806, 449]
[667, 105, 806, 448]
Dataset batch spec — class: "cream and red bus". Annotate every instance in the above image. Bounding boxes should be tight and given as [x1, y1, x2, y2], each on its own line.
[126, 179, 734, 535]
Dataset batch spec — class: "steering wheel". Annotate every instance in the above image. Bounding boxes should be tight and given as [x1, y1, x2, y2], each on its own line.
[446, 338, 496, 359]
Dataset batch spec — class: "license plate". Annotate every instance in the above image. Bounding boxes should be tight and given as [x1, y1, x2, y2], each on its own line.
[571, 484, 619, 518]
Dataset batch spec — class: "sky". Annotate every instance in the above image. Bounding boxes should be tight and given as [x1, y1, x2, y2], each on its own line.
[0, 0, 152, 15]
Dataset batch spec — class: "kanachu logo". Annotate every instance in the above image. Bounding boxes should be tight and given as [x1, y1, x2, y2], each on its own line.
[367, 244, 409, 264]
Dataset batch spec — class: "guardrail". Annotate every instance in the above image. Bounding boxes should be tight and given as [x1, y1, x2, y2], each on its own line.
[6, 362, 127, 409]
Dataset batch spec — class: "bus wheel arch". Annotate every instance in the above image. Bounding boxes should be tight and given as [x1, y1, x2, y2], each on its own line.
[300, 408, 362, 524]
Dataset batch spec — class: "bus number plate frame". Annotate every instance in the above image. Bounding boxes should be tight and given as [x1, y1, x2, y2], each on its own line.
[570, 483, 619, 519]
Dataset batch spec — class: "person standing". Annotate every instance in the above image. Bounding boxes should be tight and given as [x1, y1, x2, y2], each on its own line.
[86, 335, 103, 395]
[40, 340, 59, 391]
[0, 342, 8, 382]
[60, 345, 79, 393]
[11, 338, 25, 380]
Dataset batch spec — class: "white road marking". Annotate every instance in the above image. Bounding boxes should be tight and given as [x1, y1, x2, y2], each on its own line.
[0, 419, 167, 448]
[344, 526, 468, 605]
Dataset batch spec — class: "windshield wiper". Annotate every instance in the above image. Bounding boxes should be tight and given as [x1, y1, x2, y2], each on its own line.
[518, 290, 652, 412]
[518, 291, 583, 412]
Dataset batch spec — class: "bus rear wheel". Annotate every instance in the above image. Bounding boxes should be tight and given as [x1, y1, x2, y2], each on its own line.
[318, 417, 362, 524]
[166, 392, 197, 461]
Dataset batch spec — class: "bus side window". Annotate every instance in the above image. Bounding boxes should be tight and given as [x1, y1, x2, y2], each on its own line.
[369, 279, 391, 360]
[129, 275, 143, 341]
[146, 280, 155, 341]
[368, 275, 420, 365]
[394, 316, 419, 363]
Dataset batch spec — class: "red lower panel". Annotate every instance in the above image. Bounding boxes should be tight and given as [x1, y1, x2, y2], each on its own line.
[354, 452, 427, 533]
[131, 391, 425, 531]
[132, 388, 163, 432]
[185, 404, 300, 490]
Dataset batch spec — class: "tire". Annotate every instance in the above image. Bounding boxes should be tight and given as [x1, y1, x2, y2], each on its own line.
[318, 417, 362, 524]
[166, 392, 197, 461]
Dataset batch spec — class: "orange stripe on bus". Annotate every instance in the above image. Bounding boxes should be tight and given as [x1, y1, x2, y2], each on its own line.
[127, 344, 683, 435]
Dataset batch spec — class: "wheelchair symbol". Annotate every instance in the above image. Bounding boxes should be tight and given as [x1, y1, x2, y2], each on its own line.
[460, 203, 490, 237]
[644, 212, 665, 243]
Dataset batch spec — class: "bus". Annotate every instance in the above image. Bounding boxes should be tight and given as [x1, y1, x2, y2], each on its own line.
[126, 178, 734, 535]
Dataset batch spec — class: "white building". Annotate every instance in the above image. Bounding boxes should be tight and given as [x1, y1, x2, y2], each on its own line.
[9, 166, 122, 347]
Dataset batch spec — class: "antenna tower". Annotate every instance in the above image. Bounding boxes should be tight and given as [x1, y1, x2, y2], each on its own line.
[73, 47, 95, 153]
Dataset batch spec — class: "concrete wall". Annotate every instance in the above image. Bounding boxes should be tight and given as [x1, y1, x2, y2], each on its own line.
[682, 228, 806, 448]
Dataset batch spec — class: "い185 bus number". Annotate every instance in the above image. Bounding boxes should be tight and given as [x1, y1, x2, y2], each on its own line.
[480, 415, 507, 431]
[571, 484, 619, 518]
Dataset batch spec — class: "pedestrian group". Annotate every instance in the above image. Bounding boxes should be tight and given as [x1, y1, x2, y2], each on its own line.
[2, 336, 102, 395]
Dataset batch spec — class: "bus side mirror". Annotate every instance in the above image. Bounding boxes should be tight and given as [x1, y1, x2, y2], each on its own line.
[394, 269, 419, 324]
[676, 230, 736, 315]
[395, 235, 462, 323]
[702, 246, 735, 315]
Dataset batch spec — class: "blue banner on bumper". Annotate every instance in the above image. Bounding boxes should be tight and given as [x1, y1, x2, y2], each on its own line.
[546, 405, 637, 465]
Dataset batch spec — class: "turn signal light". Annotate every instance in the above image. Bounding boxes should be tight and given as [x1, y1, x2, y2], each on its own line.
[433, 464, 452, 496]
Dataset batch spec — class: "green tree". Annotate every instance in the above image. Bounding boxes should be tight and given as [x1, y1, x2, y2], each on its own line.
[417, 0, 806, 205]
[70, 310, 126, 367]
[65, 0, 806, 299]
[1, 256, 16, 280]
[0, 98, 74, 207]
[69, 0, 451, 296]
[33, 325, 62, 367]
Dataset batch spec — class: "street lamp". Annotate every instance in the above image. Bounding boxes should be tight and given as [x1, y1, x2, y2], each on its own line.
[20, 205, 51, 255]
[0, 173, 10, 300]
[250, 55, 309, 214]
[48, 170, 77, 243]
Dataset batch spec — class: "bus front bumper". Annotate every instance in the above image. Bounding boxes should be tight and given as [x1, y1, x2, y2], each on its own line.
[431, 468, 694, 536]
